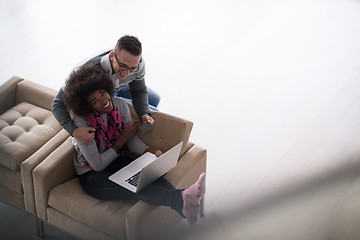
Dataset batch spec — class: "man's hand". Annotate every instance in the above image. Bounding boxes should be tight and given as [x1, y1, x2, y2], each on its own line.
[72, 127, 96, 144]
[141, 114, 154, 125]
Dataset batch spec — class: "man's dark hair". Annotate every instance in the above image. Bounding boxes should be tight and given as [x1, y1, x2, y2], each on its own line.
[114, 35, 142, 56]
[63, 65, 114, 117]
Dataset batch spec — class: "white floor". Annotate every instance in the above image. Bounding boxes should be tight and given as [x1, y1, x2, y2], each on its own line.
[2, 0, 360, 239]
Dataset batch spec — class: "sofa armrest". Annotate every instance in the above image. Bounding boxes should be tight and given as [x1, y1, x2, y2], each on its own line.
[165, 144, 207, 189]
[126, 144, 207, 240]
[21, 129, 70, 215]
[33, 137, 76, 220]
[0, 76, 24, 114]
[15, 80, 58, 111]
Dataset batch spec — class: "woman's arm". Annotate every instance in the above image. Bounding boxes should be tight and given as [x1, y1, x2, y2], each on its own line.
[73, 116, 119, 172]
[112, 98, 149, 155]
[111, 121, 138, 152]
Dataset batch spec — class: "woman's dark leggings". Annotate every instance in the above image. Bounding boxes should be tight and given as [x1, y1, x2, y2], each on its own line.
[78, 157, 184, 217]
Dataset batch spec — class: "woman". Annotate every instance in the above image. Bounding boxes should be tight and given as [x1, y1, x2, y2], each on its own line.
[63, 65, 205, 225]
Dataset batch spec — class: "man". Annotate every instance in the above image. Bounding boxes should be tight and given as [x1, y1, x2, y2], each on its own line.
[52, 35, 160, 144]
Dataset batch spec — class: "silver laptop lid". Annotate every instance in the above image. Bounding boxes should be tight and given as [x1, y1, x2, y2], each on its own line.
[136, 141, 183, 192]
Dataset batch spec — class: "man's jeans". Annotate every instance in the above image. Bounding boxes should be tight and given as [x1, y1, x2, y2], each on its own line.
[115, 84, 160, 111]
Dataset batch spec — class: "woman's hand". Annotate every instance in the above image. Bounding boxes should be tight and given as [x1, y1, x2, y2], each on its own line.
[144, 148, 163, 157]
[114, 121, 138, 149]
[122, 121, 138, 139]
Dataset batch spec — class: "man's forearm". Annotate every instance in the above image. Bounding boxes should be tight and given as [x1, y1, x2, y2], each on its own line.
[129, 80, 150, 118]
[132, 92, 150, 117]
[129, 58, 150, 117]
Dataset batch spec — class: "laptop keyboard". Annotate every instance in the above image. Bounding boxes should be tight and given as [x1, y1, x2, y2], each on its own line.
[125, 171, 141, 187]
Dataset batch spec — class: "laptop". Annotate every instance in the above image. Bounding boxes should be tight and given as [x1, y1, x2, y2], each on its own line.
[109, 141, 183, 193]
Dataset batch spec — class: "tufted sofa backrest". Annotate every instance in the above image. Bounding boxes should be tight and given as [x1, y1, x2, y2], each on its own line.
[0, 77, 62, 171]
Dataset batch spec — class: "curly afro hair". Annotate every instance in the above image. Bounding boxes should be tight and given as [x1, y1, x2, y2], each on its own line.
[63, 65, 114, 117]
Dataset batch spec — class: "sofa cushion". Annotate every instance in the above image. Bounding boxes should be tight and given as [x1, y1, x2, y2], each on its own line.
[48, 178, 138, 238]
[142, 111, 193, 157]
[127, 102, 193, 157]
[15, 80, 57, 112]
[0, 102, 61, 171]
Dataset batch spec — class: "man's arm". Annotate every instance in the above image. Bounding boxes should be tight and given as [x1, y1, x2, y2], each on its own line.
[129, 79, 150, 117]
[128, 58, 151, 118]
[51, 88, 77, 135]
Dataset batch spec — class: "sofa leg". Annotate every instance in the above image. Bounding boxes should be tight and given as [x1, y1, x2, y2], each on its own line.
[35, 217, 44, 239]
[200, 198, 205, 218]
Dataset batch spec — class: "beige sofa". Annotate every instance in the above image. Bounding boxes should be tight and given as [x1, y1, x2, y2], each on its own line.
[0, 76, 207, 239]
[33, 104, 207, 240]
[0, 76, 65, 215]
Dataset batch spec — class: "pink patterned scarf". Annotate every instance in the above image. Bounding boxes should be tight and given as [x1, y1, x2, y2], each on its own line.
[83, 104, 124, 170]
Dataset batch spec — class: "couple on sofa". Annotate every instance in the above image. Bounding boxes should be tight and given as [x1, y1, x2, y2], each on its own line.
[51, 35, 206, 225]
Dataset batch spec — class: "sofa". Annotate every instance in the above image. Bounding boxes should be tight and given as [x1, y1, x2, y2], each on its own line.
[0, 76, 207, 240]
[0, 76, 66, 216]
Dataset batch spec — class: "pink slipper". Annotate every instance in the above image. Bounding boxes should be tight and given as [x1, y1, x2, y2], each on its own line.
[182, 173, 206, 201]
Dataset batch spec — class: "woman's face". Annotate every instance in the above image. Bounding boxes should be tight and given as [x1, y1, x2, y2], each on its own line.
[87, 89, 113, 115]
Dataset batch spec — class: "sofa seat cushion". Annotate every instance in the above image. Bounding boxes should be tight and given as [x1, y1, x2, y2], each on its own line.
[0, 102, 61, 171]
[0, 164, 22, 194]
[48, 178, 138, 238]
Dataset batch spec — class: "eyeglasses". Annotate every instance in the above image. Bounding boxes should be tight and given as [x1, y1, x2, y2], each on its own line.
[113, 52, 138, 73]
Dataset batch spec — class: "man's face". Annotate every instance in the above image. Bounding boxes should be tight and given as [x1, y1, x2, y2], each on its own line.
[110, 50, 141, 80]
